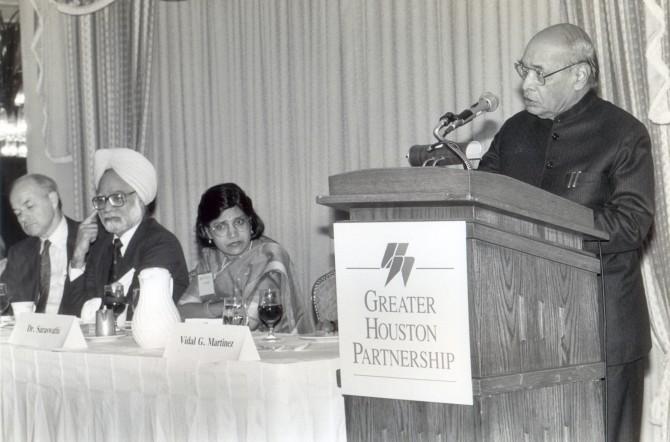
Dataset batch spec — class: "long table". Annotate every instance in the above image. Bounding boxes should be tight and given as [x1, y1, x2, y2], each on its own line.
[0, 328, 345, 442]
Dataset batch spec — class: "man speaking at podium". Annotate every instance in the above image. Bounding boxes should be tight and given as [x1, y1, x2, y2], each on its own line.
[478, 24, 654, 442]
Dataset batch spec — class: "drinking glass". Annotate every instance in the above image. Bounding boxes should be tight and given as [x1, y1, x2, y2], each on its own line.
[258, 289, 283, 341]
[0, 283, 9, 317]
[103, 283, 127, 328]
[222, 296, 247, 326]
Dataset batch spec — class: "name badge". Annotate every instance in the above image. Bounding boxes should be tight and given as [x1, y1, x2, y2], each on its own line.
[163, 323, 259, 365]
[9, 313, 87, 350]
[197, 272, 215, 297]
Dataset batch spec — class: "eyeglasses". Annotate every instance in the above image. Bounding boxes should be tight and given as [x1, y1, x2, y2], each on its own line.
[208, 216, 250, 237]
[92, 191, 136, 210]
[514, 60, 585, 85]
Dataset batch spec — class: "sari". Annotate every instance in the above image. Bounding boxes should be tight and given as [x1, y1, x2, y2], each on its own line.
[179, 237, 314, 333]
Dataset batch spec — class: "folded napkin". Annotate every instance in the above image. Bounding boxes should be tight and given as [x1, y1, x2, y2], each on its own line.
[80, 298, 102, 324]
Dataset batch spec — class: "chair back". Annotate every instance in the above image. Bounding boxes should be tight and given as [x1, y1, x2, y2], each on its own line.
[311, 269, 337, 323]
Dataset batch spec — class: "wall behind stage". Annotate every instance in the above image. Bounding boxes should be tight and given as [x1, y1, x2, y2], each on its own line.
[17, 0, 564, 296]
[147, 0, 564, 295]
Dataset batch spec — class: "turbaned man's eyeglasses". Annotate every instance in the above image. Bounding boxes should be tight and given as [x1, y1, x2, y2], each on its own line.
[92, 191, 136, 210]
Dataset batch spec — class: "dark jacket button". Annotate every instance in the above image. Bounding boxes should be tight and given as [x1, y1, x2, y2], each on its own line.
[545, 161, 554, 169]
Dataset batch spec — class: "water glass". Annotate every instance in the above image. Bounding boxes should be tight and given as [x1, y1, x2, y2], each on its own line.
[223, 296, 247, 326]
[0, 283, 9, 316]
[103, 283, 127, 329]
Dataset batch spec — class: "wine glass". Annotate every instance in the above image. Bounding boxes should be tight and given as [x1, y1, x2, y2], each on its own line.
[258, 288, 283, 341]
[103, 283, 127, 329]
[0, 283, 9, 320]
[223, 296, 247, 326]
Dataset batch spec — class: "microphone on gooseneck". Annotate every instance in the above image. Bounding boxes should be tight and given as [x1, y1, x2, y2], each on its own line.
[440, 92, 500, 133]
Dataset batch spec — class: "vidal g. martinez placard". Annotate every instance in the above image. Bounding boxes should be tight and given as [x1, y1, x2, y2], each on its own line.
[334, 221, 472, 405]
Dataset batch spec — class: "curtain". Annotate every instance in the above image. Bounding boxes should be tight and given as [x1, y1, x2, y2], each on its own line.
[644, 1, 670, 440]
[25, 0, 156, 219]
[49, 0, 118, 15]
[149, 0, 563, 297]
[564, 1, 670, 440]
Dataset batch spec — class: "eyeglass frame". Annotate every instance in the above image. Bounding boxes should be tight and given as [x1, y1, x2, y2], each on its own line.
[514, 60, 585, 85]
[91, 191, 137, 210]
[208, 216, 251, 238]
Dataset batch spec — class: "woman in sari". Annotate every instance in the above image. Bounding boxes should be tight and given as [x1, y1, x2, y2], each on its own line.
[178, 183, 313, 333]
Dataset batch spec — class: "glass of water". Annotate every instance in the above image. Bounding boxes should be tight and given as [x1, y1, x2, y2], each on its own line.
[0, 283, 9, 316]
[222, 296, 247, 326]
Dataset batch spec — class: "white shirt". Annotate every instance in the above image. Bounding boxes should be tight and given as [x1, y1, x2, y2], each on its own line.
[44, 216, 68, 314]
[117, 223, 140, 257]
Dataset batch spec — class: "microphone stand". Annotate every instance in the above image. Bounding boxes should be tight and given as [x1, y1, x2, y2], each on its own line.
[431, 114, 473, 171]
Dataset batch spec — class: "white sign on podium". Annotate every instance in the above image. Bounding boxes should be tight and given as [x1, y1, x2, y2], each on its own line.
[334, 221, 472, 405]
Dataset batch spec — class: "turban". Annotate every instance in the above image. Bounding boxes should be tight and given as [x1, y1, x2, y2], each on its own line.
[94, 148, 157, 204]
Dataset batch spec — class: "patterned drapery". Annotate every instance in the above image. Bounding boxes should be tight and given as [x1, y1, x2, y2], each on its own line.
[564, 0, 670, 440]
[49, 0, 117, 16]
[25, 0, 156, 218]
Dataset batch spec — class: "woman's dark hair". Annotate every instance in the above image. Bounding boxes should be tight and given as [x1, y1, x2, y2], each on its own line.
[195, 183, 265, 248]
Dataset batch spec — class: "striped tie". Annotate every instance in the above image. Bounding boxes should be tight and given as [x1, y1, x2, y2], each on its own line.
[108, 238, 123, 283]
[35, 240, 51, 313]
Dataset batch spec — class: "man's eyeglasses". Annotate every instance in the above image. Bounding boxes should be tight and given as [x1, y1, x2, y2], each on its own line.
[208, 217, 250, 237]
[514, 60, 585, 86]
[92, 191, 136, 210]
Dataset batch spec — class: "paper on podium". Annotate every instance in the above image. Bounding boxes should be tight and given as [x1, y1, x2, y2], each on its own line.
[9, 313, 87, 350]
[163, 323, 260, 366]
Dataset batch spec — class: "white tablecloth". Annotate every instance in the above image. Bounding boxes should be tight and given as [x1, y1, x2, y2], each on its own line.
[0, 328, 345, 442]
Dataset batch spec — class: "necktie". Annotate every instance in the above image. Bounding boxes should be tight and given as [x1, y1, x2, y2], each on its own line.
[35, 240, 51, 313]
[108, 238, 123, 283]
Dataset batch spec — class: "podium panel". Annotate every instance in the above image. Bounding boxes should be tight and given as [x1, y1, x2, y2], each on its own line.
[318, 168, 606, 442]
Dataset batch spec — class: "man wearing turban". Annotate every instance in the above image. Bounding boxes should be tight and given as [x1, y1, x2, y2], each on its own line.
[69, 148, 188, 315]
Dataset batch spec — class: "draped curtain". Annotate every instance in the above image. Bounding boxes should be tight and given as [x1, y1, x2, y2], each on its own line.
[26, 0, 156, 218]
[149, 0, 563, 296]
[22, 0, 670, 440]
[563, 1, 670, 440]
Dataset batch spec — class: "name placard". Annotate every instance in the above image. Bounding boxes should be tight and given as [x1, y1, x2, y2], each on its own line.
[163, 323, 260, 363]
[9, 313, 87, 350]
[334, 221, 472, 405]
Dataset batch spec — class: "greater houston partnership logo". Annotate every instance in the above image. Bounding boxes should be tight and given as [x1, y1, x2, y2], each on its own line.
[381, 243, 414, 286]
[334, 221, 473, 405]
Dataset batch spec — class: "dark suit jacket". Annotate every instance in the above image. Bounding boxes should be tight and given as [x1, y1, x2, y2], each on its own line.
[0, 216, 81, 315]
[479, 91, 655, 365]
[68, 216, 189, 316]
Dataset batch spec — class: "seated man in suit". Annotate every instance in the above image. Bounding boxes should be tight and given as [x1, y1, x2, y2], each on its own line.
[1, 174, 80, 314]
[69, 148, 189, 316]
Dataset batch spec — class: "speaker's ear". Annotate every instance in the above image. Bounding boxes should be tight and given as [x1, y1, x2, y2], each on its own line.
[575, 63, 590, 89]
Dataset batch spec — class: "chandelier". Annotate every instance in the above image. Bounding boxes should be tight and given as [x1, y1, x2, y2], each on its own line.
[0, 10, 24, 158]
[0, 90, 26, 158]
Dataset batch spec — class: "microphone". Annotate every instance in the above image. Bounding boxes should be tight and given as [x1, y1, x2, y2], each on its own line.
[439, 92, 499, 132]
[406, 140, 482, 167]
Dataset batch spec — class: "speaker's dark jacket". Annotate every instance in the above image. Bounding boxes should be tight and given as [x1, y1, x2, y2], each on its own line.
[68, 216, 189, 316]
[0, 216, 81, 315]
[479, 90, 654, 365]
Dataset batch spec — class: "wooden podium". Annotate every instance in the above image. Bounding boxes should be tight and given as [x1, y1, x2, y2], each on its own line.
[317, 168, 608, 442]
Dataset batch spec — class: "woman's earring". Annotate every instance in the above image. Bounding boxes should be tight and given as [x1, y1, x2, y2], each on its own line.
[207, 238, 214, 245]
